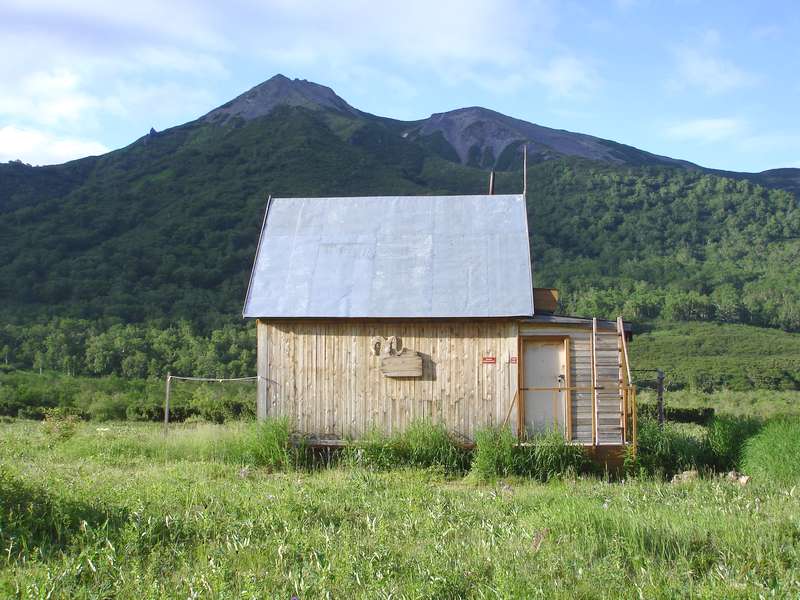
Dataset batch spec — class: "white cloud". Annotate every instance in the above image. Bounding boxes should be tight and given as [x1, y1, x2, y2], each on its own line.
[671, 49, 754, 94]
[247, 0, 556, 71]
[0, 0, 602, 162]
[0, 125, 109, 165]
[237, 0, 572, 106]
[669, 31, 755, 95]
[665, 118, 745, 143]
[0, 68, 113, 126]
[533, 56, 600, 98]
[663, 120, 800, 166]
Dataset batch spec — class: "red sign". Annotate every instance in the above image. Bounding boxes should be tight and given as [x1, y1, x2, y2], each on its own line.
[482, 356, 497, 364]
[509, 356, 518, 364]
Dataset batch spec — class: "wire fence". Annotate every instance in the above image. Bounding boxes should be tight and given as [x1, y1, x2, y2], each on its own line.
[163, 373, 275, 431]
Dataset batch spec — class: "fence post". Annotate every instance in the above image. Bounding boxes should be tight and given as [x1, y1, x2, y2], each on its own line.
[656, 369, 665, 427]
[164, 372, 171, 433]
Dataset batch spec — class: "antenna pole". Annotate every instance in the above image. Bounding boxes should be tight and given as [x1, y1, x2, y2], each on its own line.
[523, 144, 528, 196]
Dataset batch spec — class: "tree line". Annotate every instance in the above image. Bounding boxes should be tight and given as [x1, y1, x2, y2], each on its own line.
[0, 319, 255, 379]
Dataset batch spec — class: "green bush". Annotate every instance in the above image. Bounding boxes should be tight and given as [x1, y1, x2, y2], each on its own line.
[41, 407, 81, 443]
[741, 418, 800, 484]
[74, 391, 129, 421]
[161, 382, 257, 424]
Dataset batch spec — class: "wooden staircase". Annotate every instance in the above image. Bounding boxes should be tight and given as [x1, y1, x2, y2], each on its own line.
[592, 318, 625, 445]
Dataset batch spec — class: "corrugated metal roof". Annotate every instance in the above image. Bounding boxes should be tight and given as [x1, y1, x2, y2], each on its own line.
[243, 194, 534, 318]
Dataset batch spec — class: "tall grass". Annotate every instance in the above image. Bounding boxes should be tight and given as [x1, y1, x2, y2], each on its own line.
[471, 427, 586, 481]
[624, 417, 706, 477]
[704, 415, 762, 471]
[515, 429, 588, 480]
[471, 426, 517, 479]
[627, 414, 766, 477]
[5, 419, 799, 597]
[346, 420, 469, 474]
[244, 417, 292, 469]
[49, 419, 299, 468]
[741, 418, 800, 484]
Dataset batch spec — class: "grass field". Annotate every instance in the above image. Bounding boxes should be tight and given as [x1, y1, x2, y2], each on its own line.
[638, 388, 800, 418]
[629, 322, 800, 392]
[2, 420, 800, 598]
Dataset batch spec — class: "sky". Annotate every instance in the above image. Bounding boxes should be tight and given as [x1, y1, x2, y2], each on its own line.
[1, 0, 798, 172]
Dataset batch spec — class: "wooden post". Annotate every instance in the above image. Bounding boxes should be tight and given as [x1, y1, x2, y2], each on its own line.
[656, 369, 665, 427]
[522, 144, 528, 196]
[563, 337, 571, 441]
[256, 320, 269, 421]
[591, 318, 598, 446]
[163, 372, 171, 432]
[622, 387, 628, 443]
[632, 386, 638, 456]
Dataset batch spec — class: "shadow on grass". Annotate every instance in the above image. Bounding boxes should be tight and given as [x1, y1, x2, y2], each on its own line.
[0, 466, 202, 563]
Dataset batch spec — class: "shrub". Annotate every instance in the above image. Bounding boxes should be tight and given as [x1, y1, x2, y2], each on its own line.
[741, 418, 800, 484]
[41, 407, 81, 443]
[704, 415, 762, 471]
[188, 384, 256, 423]
[125, 396, 163, 421]
[471, 426, 516, 480]
[76, 391, 129, 421]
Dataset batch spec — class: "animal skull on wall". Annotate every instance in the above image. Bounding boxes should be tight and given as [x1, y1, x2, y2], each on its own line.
[370, 336, 403, 356]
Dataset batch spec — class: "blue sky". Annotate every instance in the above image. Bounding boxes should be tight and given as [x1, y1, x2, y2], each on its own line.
[1, 0, 798, 171]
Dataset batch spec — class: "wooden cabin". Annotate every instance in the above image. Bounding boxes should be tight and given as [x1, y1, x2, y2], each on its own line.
[243, 194, 635, 452]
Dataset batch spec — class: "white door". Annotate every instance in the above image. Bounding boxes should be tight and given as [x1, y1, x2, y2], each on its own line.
[523, 340, 566, 436]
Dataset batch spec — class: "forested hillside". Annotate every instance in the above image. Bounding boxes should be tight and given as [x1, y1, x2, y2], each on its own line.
[531, 162, 800, 331]
[1, 75, 799, 334]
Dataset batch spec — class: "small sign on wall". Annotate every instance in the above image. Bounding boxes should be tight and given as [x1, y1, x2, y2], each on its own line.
[482, 356, 497, 365]
[509, 356, 518, 364]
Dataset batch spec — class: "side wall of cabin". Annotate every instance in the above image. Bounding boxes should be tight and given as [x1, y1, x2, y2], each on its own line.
[519, 322, 626, 445]
[257, 319, 519, 440]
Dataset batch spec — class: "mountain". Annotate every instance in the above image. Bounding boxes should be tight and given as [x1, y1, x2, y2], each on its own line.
[203, 74, 361, 124]
[1, 74, 799, 331]
[403, 106, 692, 170]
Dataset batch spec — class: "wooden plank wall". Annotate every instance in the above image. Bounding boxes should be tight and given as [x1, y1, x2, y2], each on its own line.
[257, 319, 520, 440]
[518, 323, 623, 444]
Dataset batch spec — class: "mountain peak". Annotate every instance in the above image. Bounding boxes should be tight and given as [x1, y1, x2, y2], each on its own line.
[411, 104, 688, 168]
[203, 74, 358, 124]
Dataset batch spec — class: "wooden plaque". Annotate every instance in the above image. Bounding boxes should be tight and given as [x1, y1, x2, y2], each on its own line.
[381, 351, 423, 377]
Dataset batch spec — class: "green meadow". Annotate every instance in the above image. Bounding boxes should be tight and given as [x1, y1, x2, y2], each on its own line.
[3, 321, 800, 597]
[2, 415, 800, 599]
